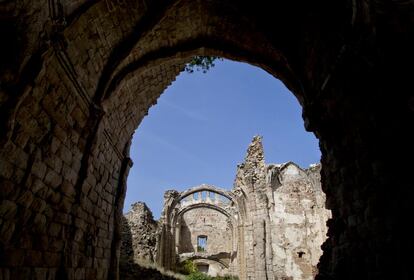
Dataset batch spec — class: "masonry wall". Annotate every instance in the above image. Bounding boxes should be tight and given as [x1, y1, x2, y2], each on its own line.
[232, 137, 330, 280]
[121, 202, 158, 264]
[153, 137, 330, 280]
[269, 164, 330, 279]
[178, 208, 232, 256]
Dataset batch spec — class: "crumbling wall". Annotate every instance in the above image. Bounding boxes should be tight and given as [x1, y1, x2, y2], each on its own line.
[121, 202, 158, 264]
[153, 136, 330, 280]
[231, 136, 330, 280]
[269, 163, 330, 280]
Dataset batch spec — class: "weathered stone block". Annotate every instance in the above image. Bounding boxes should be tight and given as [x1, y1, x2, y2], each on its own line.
[24, 250, 43, 266]
[53, 212, 71, 225]
[9, 268, 31, 279]
[61, 180, 76, 198]
[4, 248, 25, 266]
[60, 197, 73, 213]
[33, 268, 48, 280]
[49, 239, 64, 252]
[48, 223, 62, 237]
[0, 221, 15, 244]
[16, 191, 34, 208]
[44, 169, 62, 189]
[43, 252, 61, 267]
[62, 164, 78, 184]
[48, 190, 61, 205]
[32, 161, 47, 180]
[0, 179, 14, 199]
[59, 145, 73, 166]
[30, 197, 47, 213]
[0, 159, 14, 179]
[33, 213, 47, 234]
[0, 200, 18, 219]
[54, 125, 68, 143]
[31, 178, 48, 195]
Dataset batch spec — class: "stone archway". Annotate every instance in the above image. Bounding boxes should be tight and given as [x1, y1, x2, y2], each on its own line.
[1, 0, 413, 279]
[156, 185, 239, 275]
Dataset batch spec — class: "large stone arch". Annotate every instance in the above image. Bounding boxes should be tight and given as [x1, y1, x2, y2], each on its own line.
[157, 185, 240, 277]
[1, 0, 413, 280]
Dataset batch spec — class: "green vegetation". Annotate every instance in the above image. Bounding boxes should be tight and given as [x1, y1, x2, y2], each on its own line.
[185, 56, 223, 73]
[186, 272, 211, 280]
[186, 272, 238, 280]
[119, 260, 185, 280]
[178, 260, 238, 280]
[197, 245, 205, 252]
[177, 259, 197, 275]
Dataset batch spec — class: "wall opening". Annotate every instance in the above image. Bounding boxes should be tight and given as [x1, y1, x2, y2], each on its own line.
[197, 264, 209, 274]
[121, 58, 328, 279]
[197, 235, 208, 252]
[124, 59, 321, 218]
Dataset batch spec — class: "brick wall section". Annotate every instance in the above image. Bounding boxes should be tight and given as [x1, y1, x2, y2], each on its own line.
[1, 0, 413, 279]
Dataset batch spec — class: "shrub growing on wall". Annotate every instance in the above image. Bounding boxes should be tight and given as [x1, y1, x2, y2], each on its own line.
[186, 272, 239, 280]
[186, 272, 212, 280]
[177, 260, 197, 275]
[184, 56, 222, 73]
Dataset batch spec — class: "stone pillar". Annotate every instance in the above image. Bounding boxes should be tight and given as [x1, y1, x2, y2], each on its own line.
[109, 152, 133, 280]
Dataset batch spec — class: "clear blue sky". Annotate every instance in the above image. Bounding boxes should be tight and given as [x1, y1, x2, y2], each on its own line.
[124, 59, 320, 218]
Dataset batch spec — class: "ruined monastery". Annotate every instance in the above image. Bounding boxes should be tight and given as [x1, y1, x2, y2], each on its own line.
[122, 137, 331, 279]
[1, 0, 412, 279]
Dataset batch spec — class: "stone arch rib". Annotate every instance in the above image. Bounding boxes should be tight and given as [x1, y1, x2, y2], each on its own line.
[92, 0, 182, 104]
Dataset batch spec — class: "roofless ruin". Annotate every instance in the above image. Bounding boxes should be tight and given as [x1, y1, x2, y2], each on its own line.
[122, 137, 330, 279]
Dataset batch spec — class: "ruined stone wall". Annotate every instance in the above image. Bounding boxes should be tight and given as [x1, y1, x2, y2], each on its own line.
[268, 163, 330, 280]
[121, 202, 158, 264]
[156, 186, 238, 277]
[231, 137, 330, 280]
[153, 137, 330, 280]
[178, 207, 232, 256]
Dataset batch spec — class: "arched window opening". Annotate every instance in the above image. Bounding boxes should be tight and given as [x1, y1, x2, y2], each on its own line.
[201, 191, 207, 201]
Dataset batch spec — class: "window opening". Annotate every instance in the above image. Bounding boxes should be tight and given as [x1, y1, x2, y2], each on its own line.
[197, 264, 209, 273]
[197, 235, 207, 252]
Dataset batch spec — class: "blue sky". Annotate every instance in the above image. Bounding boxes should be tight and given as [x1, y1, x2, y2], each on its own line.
[124, 59, 321, 218]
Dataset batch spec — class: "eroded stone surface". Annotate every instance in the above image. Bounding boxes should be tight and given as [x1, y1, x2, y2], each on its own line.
[121, 202, 158, 264]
